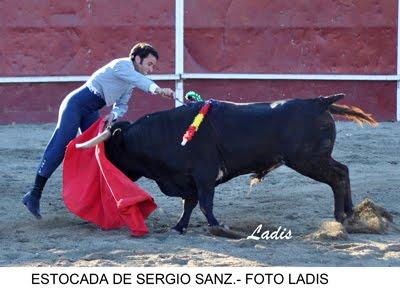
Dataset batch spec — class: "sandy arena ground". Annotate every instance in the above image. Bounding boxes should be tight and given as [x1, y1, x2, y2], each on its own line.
[0, 120, 399, 266]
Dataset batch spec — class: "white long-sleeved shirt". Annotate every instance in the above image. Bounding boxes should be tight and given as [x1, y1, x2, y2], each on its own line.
[86, 57, 159, 119]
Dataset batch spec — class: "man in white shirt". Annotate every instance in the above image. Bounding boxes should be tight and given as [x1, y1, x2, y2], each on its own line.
[23, 42, 175, 219]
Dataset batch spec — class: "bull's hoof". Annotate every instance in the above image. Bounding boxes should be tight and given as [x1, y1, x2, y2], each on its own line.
[171, 226, 186, 235]
[22, 191, 42, 219]
[209, 225, 246, 239]
[342, 212, 355, 227]
[334, 212, 346, 224]
[345, 209, 354, 219]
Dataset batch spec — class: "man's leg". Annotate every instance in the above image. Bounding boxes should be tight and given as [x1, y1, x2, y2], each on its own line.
[80, 110, 100, 132]
[23, 97, 82, 219]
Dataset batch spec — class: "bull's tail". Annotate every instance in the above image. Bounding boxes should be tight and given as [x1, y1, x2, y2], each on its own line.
[328, 104, 378, 127]
[320, 93, 378, 127]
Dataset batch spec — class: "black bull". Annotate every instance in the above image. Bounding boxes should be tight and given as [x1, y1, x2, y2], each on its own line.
[102, 94, 377, 237]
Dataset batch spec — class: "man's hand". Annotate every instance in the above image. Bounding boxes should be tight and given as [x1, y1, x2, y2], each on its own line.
[103, 113, 115, 130]
[156, 87, 175, 99]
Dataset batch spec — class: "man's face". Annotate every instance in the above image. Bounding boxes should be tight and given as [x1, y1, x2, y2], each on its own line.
[134, 54, 157, 75]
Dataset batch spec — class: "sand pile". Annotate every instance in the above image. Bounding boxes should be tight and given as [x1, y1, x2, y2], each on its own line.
[345, 198, 393, 234]
[309, 198, 395, 240]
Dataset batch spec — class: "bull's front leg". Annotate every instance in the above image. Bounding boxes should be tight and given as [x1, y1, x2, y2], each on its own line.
[195, 176, 245, 239]
[172, 197, 198, 234]
[196, 182, 219, 227]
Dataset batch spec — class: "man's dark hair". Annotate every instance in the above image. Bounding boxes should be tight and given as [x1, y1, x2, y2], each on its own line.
[129, 43, 159, 63]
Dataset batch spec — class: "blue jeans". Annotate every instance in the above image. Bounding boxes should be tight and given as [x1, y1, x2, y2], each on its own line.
[37, 85, 106, 178]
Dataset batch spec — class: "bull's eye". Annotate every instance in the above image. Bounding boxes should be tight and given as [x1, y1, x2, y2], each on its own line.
[112, 128, 122, 136]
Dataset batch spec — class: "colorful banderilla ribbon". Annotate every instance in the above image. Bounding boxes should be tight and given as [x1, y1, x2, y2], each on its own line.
[185, 91, 203, 102]
[181, 101, 211, 146]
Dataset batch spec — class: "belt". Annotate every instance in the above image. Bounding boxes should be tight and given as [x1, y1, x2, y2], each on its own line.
[86, 82, 102, 97]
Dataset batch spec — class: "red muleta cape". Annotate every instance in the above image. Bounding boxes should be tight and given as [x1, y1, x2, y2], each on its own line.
[62, 119, 157, 236]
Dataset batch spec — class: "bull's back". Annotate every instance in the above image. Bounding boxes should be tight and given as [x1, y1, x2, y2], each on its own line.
[209, 100, 312, 147]
[208, 99, 335, 169]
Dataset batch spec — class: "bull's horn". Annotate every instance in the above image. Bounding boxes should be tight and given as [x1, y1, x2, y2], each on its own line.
[75, 129, 111, 149]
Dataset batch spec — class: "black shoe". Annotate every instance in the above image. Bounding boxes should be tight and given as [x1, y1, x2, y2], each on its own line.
[22, 191, 42, 219]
